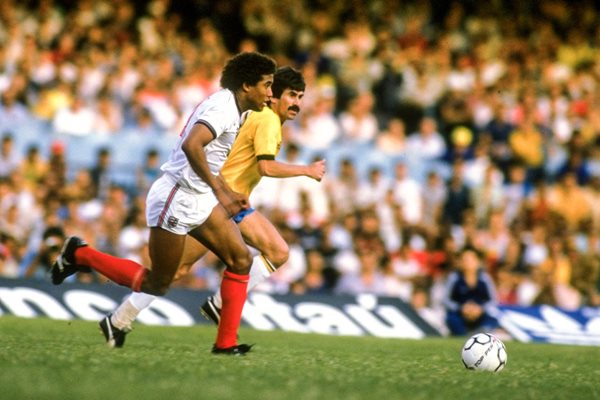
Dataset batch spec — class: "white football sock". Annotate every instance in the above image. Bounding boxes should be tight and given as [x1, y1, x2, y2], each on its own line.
[111, 292, 156, 330]
[211, 254, 275, 308]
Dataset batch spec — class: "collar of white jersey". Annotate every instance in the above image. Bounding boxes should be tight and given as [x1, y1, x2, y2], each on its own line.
[240, 110, 252, 127]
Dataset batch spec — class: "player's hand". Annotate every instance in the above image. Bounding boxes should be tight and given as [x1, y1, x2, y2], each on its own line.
[308, 159, 326, 181]
[216, 188, 249, 217]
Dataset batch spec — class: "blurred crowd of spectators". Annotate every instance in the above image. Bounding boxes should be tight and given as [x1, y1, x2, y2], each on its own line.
[0, 0, 599, 331]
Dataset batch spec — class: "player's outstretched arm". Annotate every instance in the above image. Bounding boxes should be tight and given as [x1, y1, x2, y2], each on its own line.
[257, 158, 326, 181]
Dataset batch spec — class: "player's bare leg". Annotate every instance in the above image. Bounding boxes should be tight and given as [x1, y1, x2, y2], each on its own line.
[169, 236, 210, 283]
[239, 211, 289, 271]
[203, 211, 289, 322]
[142, 228, 188, 293]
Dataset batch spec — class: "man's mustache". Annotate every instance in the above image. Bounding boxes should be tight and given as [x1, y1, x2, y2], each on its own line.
[288, 105, 300, 113]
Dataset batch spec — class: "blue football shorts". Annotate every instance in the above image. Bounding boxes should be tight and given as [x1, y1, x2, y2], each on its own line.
[232, 207, 255, 223]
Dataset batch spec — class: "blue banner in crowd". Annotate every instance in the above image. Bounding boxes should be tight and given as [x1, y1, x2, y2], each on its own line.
[496, 305, 600, 346]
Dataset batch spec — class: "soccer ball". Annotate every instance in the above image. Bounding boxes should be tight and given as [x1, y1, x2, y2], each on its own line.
[461, 332, 507, 372]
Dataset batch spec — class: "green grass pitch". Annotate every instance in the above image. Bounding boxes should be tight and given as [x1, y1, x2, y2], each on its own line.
[1, 316, 599, 400]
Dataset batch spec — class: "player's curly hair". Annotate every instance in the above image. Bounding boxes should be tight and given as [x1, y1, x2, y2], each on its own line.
[220, 52, 277, 92]
[271, 66, 305, 99]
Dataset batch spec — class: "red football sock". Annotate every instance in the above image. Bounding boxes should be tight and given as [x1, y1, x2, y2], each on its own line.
[215, 270, 249, 349]
[75, 247, 146, 291]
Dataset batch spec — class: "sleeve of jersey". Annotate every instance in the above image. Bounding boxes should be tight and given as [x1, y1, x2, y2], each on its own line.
[254, 113, 281, 161]
[195, 106, 227, 139]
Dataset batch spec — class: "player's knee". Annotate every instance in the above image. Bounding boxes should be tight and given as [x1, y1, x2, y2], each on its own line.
[225, 248, 252, 275]
[266, 242, 289, 268]
[237, 251, 253, 273]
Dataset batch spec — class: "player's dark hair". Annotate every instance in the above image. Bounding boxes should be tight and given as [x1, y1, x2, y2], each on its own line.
[271, 66, 305, 99]
[220, 52, 277, 92]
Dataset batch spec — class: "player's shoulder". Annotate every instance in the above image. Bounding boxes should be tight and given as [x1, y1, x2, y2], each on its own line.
[204, 89, 234, 105]
[194, 89, 240, 128]
[197, 89, 236, 113]
[246, 106, 279, 125]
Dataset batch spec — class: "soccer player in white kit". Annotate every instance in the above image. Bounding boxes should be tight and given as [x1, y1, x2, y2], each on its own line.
[50, 52, 277, 355]
[98, 67, 326, 348]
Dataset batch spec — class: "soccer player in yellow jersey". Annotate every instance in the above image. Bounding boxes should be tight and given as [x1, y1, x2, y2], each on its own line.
[100, 67, 326, 348]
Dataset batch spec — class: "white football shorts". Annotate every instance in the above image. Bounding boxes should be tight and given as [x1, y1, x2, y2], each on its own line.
[146, 174, 218, 235]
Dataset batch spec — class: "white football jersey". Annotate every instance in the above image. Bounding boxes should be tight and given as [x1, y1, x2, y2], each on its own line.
[160, 89, 247, 193]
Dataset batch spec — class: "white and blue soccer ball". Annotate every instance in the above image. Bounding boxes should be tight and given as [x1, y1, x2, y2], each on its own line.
[461, 332, 507, 372]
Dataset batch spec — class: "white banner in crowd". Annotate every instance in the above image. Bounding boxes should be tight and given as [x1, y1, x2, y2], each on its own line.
[496, 305, 600, 346]
[1, 278, 599, 345]
[0, 278, 438, 339]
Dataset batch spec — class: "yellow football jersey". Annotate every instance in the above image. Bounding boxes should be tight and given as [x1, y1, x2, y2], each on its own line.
[221, 106, 282, 196]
